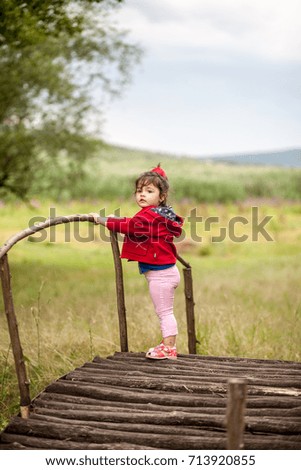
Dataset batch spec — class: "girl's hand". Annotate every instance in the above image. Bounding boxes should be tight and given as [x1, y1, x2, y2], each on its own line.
[89, 212, 118, 225]
[89, 212, 103, 224]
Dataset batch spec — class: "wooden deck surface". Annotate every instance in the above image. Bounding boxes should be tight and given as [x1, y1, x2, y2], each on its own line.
[1, 352, 300, 450]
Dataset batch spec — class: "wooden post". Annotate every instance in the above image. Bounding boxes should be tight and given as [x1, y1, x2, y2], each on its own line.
[0, 254, 31, 418]
[110, 232, 128, 352]
[226, 378, 247, 449]
[183, 267, 196, 354]
[176, 254, 197, 355]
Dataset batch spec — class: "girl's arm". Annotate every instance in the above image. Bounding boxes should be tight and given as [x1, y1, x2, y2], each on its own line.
[91, 211, 151, 236]
[89, 213, 124, 227]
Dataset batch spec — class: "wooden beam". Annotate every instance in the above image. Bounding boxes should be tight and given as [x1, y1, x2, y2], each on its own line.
[176, 254, 197, 354]
[0, 214, 99, 259]
[183, 267, 196, 354]
[226, 378, 247, 449]
[110, 232, 128, 352]
[0, 254, 30, 417]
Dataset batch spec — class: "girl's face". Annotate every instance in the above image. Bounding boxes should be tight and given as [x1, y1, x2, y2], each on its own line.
[135, 183, 164, 208]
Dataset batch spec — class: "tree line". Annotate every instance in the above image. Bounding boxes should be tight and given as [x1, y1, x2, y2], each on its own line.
[0, 0, 142, 199]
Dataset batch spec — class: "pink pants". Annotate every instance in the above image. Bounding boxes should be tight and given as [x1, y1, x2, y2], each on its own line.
[144, 265, 180, 338]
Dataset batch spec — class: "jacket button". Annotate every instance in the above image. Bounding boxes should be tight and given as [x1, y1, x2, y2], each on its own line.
[154, 253, 157, 258]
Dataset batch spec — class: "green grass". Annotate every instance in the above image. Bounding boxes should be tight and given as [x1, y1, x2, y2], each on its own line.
[1, 193, 301, 430]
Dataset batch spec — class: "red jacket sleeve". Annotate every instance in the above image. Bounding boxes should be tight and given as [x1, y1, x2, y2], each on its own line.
[106, 215, 151, 236]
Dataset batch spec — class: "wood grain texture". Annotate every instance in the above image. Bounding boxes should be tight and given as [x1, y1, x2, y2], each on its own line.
[1, 352, 300, 450]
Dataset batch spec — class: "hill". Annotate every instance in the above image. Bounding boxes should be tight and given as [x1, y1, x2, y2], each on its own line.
[207, 148, 301, 168]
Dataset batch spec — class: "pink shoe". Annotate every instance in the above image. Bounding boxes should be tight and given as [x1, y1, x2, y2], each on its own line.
[146, 342, 177, 360]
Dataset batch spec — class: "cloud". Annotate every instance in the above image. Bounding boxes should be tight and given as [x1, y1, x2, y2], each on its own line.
[102, 1, 301, 155]
[118, 0, 301, 62]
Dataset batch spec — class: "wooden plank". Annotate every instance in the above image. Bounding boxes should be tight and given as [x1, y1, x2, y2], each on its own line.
[0, 433, 157, 450]
[45, 380, 301, 410]
[31, 412, 221, 437]
[31, 406, 301, 435]
[65, 369, 301, 390]
[111, 352, 301, 368]
[94, 355, 301, 373]
[85, 359, 301, 377]
[33, 406, 225, 428]
[33, 395, 301, 418]
[84, 358, 301, 378]
[4, 417, 227, 450]
[4, 416, 300, 450]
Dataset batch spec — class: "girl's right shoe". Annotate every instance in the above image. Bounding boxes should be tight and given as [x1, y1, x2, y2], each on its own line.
[145, 342, 177, 360]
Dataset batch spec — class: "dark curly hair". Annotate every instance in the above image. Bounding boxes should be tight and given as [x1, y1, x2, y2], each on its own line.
[135, 170, 169, 207]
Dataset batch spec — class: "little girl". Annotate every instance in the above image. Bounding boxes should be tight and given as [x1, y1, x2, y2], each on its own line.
[91, 165, 183, 360]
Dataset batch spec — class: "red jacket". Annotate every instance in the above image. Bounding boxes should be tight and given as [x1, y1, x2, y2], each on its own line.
[106, 206, 183, 264]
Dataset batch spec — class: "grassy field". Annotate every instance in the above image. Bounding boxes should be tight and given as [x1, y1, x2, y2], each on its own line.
[31, 145, 301, 202]
[1, 152, 301, 429]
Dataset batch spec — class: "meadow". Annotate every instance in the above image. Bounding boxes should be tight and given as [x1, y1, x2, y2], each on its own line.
[1, 149, 301, 429]
[31, 145, 301, 202]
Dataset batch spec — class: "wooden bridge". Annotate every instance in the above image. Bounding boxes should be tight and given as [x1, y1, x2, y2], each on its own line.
[1, 352, 300, 450]
[1, 215, 301, 450]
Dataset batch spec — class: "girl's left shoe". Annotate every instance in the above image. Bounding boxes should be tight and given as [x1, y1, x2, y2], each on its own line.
[146, 342, 177, 360]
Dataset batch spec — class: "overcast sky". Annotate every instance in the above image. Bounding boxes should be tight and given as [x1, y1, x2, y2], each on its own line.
[101, 0, 301, 156]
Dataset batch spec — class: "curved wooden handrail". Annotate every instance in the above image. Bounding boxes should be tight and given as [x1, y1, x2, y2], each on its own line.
[0, 214, 97, 259]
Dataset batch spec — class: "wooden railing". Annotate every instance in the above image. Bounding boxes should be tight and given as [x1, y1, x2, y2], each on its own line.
[0, 214, 197, 418]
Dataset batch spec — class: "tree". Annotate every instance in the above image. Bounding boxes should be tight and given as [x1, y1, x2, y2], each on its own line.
[0, 0, 142, 198]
